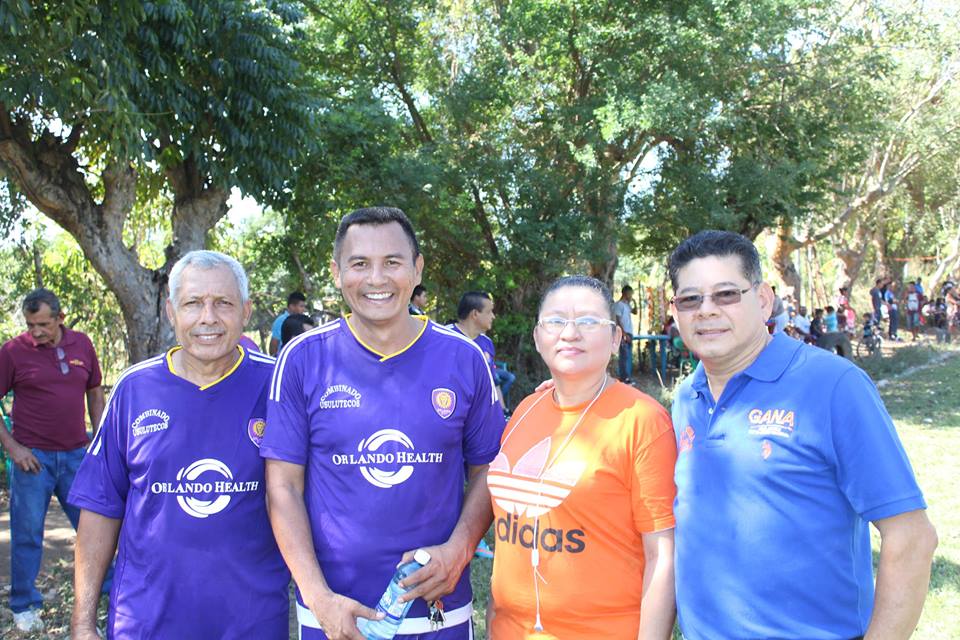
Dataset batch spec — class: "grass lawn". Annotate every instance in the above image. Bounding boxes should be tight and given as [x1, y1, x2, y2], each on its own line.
[874, 348, 960, 638]
[2, 343, 958, 638]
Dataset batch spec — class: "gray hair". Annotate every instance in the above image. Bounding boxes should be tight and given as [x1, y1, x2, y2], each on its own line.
[22, 288, 62, 316]
[168, 250, 250, 304]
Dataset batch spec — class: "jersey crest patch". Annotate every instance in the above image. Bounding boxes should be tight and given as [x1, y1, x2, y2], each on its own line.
[431, 388, 456, 419]
[247, 418, 266, 448]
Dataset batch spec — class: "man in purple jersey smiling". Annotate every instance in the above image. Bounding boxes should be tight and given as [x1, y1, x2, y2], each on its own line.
[263, 207, 505, 640]
[68, 251, 289, 639]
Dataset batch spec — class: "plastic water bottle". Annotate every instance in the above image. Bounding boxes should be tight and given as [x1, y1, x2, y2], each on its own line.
[357, 549, 431, 640]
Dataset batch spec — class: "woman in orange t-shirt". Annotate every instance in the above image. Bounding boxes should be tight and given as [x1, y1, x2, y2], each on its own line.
[487, 275, 678, 639]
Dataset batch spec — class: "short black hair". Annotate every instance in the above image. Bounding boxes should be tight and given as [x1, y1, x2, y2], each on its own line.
[287, 291, 306, 306]
[457, 291, 492, 321]
[539, 275, 614, 320]
[826, 305, 835, 313]
[621, 284, 633, 294]
[333, 207, 420, 263]
[411, 285, 427, 300]
[281, 313, 314, 346]
[668, 230, 762, 290]
[22, 288, 61, 316]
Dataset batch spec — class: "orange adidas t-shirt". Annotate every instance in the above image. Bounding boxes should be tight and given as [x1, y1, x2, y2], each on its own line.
[488, 381, 677, 639]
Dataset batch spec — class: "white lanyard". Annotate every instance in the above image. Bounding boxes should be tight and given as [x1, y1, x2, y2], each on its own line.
[498, 374, 609, 633]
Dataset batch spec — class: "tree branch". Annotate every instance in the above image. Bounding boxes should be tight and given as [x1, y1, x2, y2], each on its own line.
[470, 183, 501, 261]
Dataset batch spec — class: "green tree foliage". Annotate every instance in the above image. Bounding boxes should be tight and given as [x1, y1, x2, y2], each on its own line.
[0, 0, 320, 362]
[280, 0, 866, 384]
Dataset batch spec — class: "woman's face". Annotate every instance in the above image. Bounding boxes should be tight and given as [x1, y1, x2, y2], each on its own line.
[534, 285, 621, 380]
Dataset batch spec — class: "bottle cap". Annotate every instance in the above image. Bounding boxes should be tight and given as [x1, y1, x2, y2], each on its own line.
[413, 549, 431, 565]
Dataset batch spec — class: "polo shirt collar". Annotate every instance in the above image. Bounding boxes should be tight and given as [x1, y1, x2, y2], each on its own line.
[741, 332, 802, 382]
[23, 325, 75, 349]
[688, 332, 801, 396]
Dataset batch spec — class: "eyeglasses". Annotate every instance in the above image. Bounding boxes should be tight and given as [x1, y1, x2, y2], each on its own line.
[55, 347, 69, 375]
[537, 316, 615, 335]
[671, 283, 759, 312]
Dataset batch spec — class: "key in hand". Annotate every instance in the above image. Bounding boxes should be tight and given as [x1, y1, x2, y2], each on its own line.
[428, 599, 445, 630]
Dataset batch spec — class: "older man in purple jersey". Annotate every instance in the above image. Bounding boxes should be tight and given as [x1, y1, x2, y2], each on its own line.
[69, 251, 289, 639]
[263, 207, 505, 640]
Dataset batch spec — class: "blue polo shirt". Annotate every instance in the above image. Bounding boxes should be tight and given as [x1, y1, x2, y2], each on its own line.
[672, 333, 925, 640]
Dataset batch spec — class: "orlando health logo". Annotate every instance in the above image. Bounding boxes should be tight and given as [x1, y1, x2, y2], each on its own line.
[332, 429, 444, 489]
[487, 437, 587, 553]
[150, 458, 259, 518]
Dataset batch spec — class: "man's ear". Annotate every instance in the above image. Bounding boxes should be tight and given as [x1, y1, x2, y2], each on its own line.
[757, 282, 775, 319]
[330, 259, 342, 290]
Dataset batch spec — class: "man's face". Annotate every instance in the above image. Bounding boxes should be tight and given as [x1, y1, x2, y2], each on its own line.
[165, 265, 251, 365]
[24, 303, 64, 346]
[413, 291, 428, 309]
[623, 289, 634, 301]
[670, 255, 773, 366]
[288, 300, 307, 315]
[331, 222, 423, 329]
[475, 298, 496, 333]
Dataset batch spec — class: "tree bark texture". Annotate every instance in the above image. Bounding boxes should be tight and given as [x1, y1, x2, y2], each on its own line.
[0, 119, 227, 365]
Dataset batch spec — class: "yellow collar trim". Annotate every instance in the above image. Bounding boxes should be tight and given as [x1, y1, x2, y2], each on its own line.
[166, 345, 246, 390]
[345, 314, 428, 362]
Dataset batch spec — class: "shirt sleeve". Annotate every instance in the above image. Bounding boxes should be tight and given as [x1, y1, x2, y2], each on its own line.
[261, 345, 310, 465]
[0, 344, 15, 397]
[85, 335, 103, 389]
[829, 367, 925, 522]
[462, 348, 506, 466]
[68, 384, 130, 518]
[271, 315, 284, 341]
[631, 405, 678, 533]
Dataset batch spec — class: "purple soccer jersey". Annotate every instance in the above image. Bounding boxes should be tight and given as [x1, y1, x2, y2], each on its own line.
[262, 318, 505, 633]
[69, 347, 289, 640]
[447, 324, 498, 379]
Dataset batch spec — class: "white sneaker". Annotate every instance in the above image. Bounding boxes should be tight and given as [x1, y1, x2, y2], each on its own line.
[13, 608, 44, 632]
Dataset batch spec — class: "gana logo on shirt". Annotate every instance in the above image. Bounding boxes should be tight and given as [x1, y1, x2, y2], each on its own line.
[331, 429, 445, 488]
[150, 458, 259, 518]
[747, 408, 795, 438]
[131, 409, 170, 437]
[319, 385, 361, 409]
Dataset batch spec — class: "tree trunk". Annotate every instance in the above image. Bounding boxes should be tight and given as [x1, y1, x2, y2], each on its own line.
[929, 211, 960, 289]
[833, 222, 871, 294]
[772, 221, 802, 300]
[0, 122, 227, 365]
[810, 243, 830, 308]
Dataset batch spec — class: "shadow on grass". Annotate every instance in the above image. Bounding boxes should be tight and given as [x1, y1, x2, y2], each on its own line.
[930, 555, 960, 592]
[872, 549, 960, 592]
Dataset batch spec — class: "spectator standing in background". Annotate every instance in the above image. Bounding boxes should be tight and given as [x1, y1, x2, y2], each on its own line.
[269, 291, 307, 355]
[0, 289, 106, 632]
[409, 284, 428, 315]
[613, 285, 635, 385]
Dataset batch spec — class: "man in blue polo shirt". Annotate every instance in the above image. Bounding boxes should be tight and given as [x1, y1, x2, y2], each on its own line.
[263, 207, 505, 639]
[69, 251, 289, 639]
[668, 230, 937, 640]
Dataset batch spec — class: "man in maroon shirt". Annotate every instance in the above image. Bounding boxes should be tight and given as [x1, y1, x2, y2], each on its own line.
[0, 288, 105, 632]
